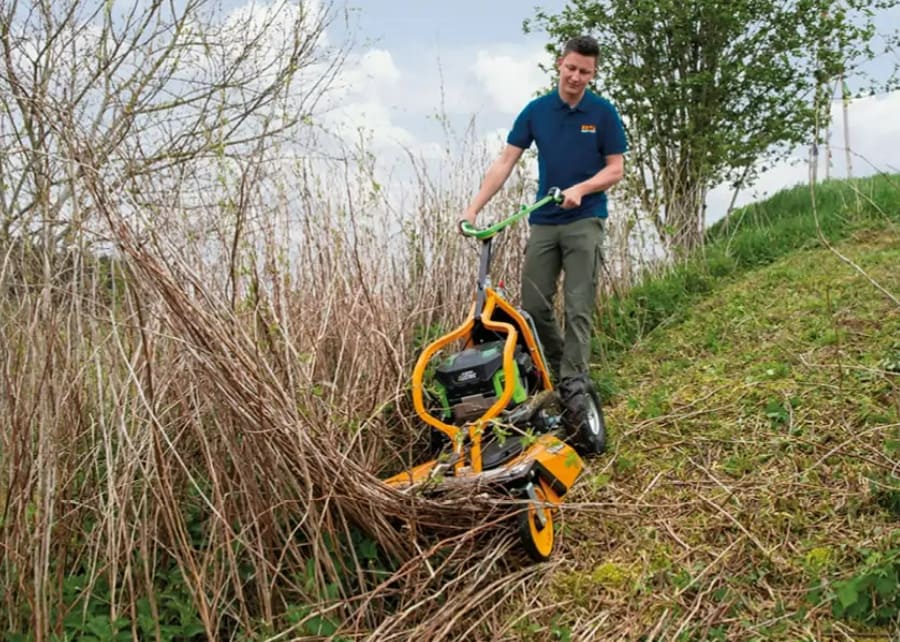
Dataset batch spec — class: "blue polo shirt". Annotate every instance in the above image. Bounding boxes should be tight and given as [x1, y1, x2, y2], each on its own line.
[507, 90, 627, 224]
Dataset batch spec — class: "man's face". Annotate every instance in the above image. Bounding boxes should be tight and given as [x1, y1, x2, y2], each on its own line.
[557, 51, 596, 101]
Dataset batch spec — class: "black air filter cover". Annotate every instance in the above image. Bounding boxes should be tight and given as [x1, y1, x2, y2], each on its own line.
[435, 340, 505, 399]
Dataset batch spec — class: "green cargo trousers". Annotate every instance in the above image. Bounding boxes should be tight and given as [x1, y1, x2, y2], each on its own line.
[521, 216, 604, 382]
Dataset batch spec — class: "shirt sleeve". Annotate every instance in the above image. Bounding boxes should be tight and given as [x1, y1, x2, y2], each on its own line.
[600, 103, 628, 156]
[506, 102, 533, 150]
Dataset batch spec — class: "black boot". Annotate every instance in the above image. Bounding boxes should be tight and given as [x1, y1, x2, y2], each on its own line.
[558, 374, 591, 437]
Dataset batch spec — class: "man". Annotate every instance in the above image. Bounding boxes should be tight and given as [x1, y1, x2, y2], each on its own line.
[460, 34, 626, 427]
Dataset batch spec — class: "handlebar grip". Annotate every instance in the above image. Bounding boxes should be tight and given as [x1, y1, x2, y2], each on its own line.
[459, 189, 562, 239]
[459, 220, 478, 237]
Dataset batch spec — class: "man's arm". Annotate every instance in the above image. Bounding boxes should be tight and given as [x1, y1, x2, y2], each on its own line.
[560, 153, 625, 209]
[461, 144, 525, 225]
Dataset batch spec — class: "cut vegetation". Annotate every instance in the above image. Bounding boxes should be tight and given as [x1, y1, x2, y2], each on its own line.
[513, 176, 900, 641]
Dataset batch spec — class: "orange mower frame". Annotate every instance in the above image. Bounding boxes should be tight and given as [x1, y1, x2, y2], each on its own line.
[383, 188, 599, 561]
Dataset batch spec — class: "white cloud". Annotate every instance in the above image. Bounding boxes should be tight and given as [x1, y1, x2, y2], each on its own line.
[470, 47, 550, 115]
[313, 40, 554, 166]
[330, 49, 396, 98]
[313, 47, 421, 153]
[358, 48, 401, 84]
[827, 91, 900, 175]
[325, 99, 416, 150]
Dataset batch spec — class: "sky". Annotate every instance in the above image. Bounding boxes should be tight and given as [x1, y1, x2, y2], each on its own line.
[327, 1, 568, 150]
[228, 0, 900, 223]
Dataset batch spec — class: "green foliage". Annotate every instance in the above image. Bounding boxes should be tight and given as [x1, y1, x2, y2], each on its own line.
[511, 614, 573, 641]
[234, 526, 393, 640]
[28, 565, 206, 642]
[412, 321, 446, 353]
[808, 549, 900, 625]
[526, 1, 896, 248]
[8, 499, 395, 641]
[284, 591, 345, 640]
[512, 618, 543, 638]
[763, 399, 791, 427]
[591, 364, 619, 401]
[290, 527, 395, 626]
[869, 471, 900, 517]
[549, 615, 573, 641]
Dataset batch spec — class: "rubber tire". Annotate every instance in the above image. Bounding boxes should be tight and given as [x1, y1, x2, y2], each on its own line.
[575, 385, 607, 456]
[517, 484, 554, 562]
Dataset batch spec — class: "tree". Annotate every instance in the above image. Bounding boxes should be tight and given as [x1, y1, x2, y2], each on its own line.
[0, 0, 342, 268]
[526, 0, 898, 251]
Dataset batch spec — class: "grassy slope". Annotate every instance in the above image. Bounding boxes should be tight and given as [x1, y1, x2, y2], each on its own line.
[542, 184, 899, 640]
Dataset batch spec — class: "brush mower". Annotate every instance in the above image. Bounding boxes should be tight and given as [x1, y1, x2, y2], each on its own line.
[384, 188, 607, 561]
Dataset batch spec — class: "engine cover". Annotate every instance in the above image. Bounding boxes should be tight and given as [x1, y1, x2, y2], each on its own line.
[434, 340, 532, 423]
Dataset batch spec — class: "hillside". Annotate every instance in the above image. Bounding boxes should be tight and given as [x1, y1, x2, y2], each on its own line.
[533, 225, 899, 639]
[3, 170, 897, 640]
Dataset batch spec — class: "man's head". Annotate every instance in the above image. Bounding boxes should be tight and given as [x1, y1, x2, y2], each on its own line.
[557, 35, 599, 106]
[562, 35, 600, 60]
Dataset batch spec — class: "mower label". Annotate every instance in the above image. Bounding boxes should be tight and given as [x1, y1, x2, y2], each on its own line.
[546, 441, 565, 454]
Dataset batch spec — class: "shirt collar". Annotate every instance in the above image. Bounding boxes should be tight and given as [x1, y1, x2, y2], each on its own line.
[554, 89, 589, 112]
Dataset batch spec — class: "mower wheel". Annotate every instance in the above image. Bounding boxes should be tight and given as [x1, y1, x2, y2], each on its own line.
[575, 385, 607, 456]
[517, 483, 554, 562]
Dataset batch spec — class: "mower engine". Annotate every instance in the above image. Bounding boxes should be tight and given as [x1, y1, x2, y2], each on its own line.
[433, 340, 539, 424]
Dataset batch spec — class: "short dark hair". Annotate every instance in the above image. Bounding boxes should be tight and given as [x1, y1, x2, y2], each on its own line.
[562, 35, 600, 59]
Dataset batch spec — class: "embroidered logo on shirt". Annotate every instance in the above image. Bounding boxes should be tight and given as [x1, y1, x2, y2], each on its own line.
[581, 124, 596, 133]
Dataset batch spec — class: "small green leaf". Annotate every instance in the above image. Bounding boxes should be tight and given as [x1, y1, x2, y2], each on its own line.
[836, 582, 859, 608]
[304, 615, 338, 636]
[874, 573, 898, 596]
[359, 537, 378, 561]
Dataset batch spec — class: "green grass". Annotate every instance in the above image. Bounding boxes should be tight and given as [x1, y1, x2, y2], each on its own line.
[537, 179, 900, 640]
[595, 174, 900, 371]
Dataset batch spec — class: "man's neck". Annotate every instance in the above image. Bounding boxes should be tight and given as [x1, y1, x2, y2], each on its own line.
[558, 86, 586, 108]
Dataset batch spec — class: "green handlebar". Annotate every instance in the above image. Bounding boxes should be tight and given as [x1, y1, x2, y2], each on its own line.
[459, 187, 563, 240]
